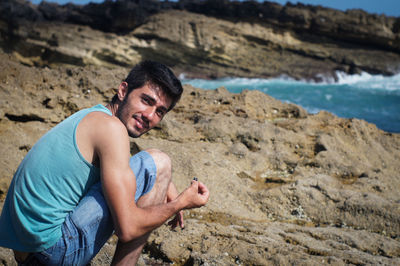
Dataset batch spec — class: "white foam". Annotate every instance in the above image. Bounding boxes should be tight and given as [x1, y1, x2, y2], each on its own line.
[325, 94, 332, 101]
[335, 71, 400, 91]
[183, 72, 400, 93]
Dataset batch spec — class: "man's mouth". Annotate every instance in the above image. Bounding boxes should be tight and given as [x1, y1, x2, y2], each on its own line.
[134, 116, 148, 130]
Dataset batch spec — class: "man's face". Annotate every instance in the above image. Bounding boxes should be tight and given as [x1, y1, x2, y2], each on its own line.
[116, 83, 172, 138]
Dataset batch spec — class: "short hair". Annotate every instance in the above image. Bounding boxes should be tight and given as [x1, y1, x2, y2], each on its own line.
[114, 60, 183, 111]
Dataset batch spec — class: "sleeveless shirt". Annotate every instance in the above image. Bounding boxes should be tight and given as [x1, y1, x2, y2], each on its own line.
[0, 104, 111, 251]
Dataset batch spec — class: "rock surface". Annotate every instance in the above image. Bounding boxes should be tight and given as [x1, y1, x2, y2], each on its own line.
[1, 0, 400, 80]
[0, 51, 399, 265]
[1, 0, 400, 265]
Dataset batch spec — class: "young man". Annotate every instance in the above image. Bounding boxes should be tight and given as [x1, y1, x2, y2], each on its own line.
[0, 61, 209, 265]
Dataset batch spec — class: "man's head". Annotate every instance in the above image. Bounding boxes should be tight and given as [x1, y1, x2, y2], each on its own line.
[112, 61, 183, 138]
[112, 60, 183, 111]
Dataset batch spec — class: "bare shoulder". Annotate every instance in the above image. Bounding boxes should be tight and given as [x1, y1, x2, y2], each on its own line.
[88, 111, 125, 130]
[80, 111, 129, 147]
[76, 110, 129, 165]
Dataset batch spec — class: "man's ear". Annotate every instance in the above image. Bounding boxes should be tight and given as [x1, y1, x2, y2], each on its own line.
[117, 82, 128, 101]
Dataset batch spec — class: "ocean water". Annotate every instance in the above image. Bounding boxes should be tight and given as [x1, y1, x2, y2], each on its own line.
[182, 72, 400, 133]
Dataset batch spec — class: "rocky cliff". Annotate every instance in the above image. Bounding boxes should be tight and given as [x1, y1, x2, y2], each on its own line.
[0, 51, 399, 265]
[1, 0, 400, 80]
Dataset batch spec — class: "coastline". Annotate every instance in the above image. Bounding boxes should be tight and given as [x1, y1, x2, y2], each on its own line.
[183, 72, 400, 133]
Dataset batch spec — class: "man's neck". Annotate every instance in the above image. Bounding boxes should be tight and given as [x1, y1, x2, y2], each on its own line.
[106, 102, 118, 116]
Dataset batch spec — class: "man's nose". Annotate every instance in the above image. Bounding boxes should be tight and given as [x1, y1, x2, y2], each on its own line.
[143, 107, 156, 121]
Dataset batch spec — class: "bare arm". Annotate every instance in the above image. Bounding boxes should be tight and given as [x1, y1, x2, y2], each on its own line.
[167, 182, 185, 229]
[92, 114, 208, 242]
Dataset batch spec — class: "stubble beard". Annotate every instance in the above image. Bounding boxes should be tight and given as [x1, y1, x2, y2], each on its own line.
[115, 98, 142, 138]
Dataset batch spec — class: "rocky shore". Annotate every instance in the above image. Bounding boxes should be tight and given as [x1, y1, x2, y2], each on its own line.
[1, 50, 399, 265]
[0, 0, 400, 265]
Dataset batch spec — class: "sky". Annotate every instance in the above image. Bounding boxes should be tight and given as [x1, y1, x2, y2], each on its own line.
[30, 0, 400, 17]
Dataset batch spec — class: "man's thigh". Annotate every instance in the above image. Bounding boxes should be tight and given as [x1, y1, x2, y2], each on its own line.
[32, 182, 113, 265]
[31, 150, 157, 265]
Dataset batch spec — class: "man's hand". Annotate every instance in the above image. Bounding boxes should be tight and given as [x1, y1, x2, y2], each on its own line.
[179, 180, 209, 210]
[167, 210, 184, 229]
[167, 179, 209, 229]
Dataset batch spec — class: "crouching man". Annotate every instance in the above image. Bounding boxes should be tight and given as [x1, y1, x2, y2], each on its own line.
[0, 60, 209, 265]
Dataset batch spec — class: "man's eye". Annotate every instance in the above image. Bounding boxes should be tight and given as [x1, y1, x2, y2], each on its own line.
[156, 110, 165, 117]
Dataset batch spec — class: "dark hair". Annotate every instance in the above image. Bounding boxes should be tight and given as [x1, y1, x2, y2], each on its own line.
[113, 60, 183, 111]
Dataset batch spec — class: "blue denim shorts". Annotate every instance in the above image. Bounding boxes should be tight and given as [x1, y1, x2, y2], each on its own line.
[31, 151, 157, 266]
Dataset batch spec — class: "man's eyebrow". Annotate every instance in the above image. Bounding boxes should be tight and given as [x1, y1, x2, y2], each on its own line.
[141, 93, 156, 103]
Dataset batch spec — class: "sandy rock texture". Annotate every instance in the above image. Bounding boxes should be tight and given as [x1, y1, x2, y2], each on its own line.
[1, 0, 400, 80]
[0, 52, 399, 265]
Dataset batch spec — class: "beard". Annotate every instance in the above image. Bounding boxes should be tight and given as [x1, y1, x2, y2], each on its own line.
[115, 98, 143, 138]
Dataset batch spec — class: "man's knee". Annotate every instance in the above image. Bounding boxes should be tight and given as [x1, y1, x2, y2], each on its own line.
[146, 149, 172, 180]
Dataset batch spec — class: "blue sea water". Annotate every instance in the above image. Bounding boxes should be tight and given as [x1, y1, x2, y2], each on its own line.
[182, 72, 400, 133]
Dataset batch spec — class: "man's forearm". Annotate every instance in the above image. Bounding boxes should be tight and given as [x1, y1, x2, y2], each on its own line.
[116, 181, 208, 242]
[117, 193, 185, 242]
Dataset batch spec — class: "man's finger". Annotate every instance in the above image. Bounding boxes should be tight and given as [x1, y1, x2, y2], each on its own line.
[197, 182, 209, 194]
[179, 211, 185, 228]
[190, 179, 199, 188]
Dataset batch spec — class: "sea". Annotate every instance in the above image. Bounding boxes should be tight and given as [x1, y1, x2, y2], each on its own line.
[182, 72, 400, 133]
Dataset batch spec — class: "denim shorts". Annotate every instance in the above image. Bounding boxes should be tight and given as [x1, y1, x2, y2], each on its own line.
[30, 151, 157, 266]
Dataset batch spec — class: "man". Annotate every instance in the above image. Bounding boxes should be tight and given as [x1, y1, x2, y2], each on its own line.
[0, 60, 209, 265]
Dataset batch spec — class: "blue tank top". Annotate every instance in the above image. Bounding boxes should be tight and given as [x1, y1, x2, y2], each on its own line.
[0, 104, 112, 252]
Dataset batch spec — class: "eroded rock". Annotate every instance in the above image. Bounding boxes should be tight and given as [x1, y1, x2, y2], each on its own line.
[1, 0, 400, 80]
